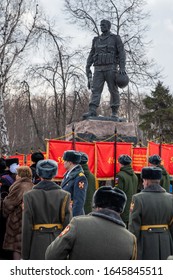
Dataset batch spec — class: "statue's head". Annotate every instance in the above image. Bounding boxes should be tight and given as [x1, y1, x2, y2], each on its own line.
[100, 20, 111, 32]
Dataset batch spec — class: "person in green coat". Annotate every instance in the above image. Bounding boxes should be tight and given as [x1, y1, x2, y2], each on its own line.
[129, 166, 173, 260]
[79, 152, 96, 214]
[115, 154, 138, 227]
[22, 159, 71, 260]
[148, 154, 170, 192]
[45, 186, 137, 260]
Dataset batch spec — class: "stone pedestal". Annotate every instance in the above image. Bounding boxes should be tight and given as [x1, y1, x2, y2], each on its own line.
[65, 119, 137, 143]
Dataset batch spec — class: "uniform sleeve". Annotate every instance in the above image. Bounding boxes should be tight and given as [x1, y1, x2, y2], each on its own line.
[131, 235, 137, 260]
[61, 193, 72, 228]
[128, 195, 142, 240]
[45, 218, 77, 260]
[116, 34, 126, 70]
[116, 174, 125, 192]
[73, 175, 88, 216]
[21, 193, 33, 259]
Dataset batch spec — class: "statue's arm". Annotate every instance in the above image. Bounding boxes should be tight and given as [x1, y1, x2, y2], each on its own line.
[116, 35, 126, 74]
[86, 37, 96, 77]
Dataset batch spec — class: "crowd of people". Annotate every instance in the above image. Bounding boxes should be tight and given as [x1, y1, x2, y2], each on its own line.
[0, 151, 173, 260]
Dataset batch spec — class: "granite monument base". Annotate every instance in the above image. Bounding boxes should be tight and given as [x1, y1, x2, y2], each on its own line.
[65, 119, 137, 143]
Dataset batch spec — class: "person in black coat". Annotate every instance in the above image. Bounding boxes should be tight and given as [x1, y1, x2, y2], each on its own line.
[30, 152, 44, 184]
[0, 157, 19, 259]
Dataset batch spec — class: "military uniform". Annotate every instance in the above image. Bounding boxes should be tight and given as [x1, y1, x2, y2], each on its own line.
[61, 165, 88, 216]
[22, 180, 71, 260]
[129, 170, 173, 260]
[116, 155, 138, 226]
[148, 154, 170, 192]
[46, 208, 137, 260]
[82, 163, 96, 214]
[158, 164, 170, 192]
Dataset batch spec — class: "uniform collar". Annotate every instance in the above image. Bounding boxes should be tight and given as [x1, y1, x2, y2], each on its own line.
[142, 184, 165, 192]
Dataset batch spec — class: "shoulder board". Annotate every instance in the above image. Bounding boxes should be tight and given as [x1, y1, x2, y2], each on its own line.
[79, 172, 84, 177]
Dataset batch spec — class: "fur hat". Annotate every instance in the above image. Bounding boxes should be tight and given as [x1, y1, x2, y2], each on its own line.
[0, 158, 6, 170]
[93, 186, 127, 213]
[141, 167, 162, 180]
[79, 152, 88, 164]
[118, 154, 132, 165]
[63, 150, 81, 164]
[31, 152, 44, 163]
[36, 159, 58, 179]
[5, 158, 19, 167]
[148, 154, 161, 165]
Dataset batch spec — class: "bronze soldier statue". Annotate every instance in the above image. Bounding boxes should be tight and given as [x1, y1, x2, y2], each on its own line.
[83, 19, 129, 121]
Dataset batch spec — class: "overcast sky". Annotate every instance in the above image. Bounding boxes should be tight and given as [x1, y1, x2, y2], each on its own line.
[39, 0, 173, 92]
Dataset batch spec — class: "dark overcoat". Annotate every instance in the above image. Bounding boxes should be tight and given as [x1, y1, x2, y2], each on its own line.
[129, 184, 173, 260]
[45, 209, 137, 260]
[22, 180, 71, 260]
[61, 165, 88, 216]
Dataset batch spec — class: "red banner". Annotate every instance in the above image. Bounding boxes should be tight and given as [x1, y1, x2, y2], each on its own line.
[75, 142, 95, 174]
[132, 147, 147, 173]
[9, 154, 25, 165]
[161, 144, 173, 175]
[148, 141, 159, 156]
[96, 142, 132, 179]
[147, 141, 172, 174]
[47, 140, 72, 179]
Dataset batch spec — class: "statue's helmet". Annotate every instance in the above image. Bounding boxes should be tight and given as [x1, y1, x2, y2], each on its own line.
[116, 73, 129, 89]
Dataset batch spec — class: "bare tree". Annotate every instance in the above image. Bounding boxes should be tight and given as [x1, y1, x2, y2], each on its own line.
[25, 22, 87, 136]
[0, 0, 40, 155]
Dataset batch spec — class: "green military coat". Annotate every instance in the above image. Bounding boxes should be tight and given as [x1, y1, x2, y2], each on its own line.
[158, 164, 170, 192]
[129, 184, 173, 260]
[22, 180, 71, 260]
[81, 163, 96, 214]
[45, 209, 137, 260]
[116, 165, 138, 224]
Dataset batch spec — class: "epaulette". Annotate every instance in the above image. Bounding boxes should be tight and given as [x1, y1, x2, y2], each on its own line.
[79, 172, 84, 177]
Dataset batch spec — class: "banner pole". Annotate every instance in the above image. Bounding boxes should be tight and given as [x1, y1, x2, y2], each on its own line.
[72, 123, 76, 150]
[159, 133, 162, 157]
[113, 127, 117, 187]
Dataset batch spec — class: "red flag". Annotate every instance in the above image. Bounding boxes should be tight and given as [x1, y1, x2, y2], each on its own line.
[132, 147, 147, 173]
[148, 141, 159, 156]
[162, 144, 172, 175]
[47, 140, 72, 179]
[96, 142, 132, 179]
[75, 142, 95, 174]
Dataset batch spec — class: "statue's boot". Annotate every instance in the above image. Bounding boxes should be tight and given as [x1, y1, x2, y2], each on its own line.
[111, 106, 119, 121]
[83, 105, 97, 119]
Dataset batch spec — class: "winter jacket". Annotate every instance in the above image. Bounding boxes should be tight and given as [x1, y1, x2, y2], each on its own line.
[116, 165, 138, 224]
[158, 164, 170, 192]
[81, 163, 96, 214]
